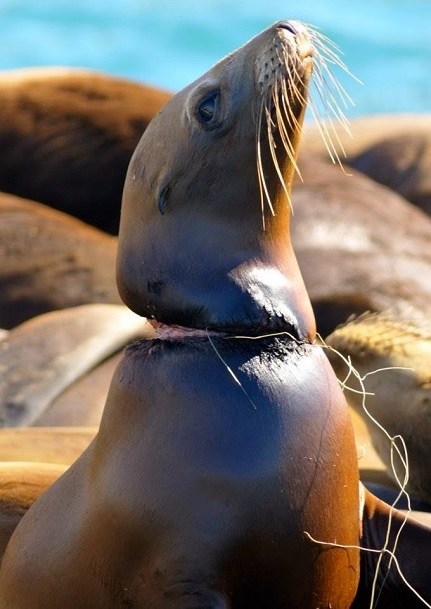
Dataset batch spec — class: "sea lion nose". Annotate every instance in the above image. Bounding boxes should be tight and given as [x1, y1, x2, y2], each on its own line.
[277, 21, 298, 35]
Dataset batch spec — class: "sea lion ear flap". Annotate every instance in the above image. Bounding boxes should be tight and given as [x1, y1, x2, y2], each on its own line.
[354, 485, 431, 609]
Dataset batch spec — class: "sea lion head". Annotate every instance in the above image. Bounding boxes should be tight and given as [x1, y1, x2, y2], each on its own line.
[117, 21, 316, 340]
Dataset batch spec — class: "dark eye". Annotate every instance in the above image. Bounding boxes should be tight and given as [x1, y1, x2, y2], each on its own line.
[157, 185, 169, 215]
[196, 91, 219, 126]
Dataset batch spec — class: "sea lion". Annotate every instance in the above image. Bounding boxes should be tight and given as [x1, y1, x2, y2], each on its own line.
[326, 313, 431, 504]
[352, 486, 431, 609]
[0, 304, 152, 427]
[290, 154, 431, 336]
[0, 68, 171, 233]
[0, 426, 97, 558]
[349, 130, 431, 216]
[302, 114, 430, 159]
[403, 510, 431, 528]
[0, 339, 362, 608]
[0, 21, 430, 609]
[0, 427, 96, 465]
[0, 461, 67, 558]
[0, 192, 121, 328]
[33, 352, 123, 427]
[301, 114, 431, 215]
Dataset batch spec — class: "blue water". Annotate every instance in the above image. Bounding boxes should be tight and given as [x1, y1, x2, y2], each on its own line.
[1, 0, 430, 117]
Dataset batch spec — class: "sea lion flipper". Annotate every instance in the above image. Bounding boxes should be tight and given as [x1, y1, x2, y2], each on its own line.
[354, 487, 431, 608]
[0, 305, 151, 427]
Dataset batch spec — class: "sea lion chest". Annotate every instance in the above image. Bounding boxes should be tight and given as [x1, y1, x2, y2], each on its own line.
[0, 337, 360, 608]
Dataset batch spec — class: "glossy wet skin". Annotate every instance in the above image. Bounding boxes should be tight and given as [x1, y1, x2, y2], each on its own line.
[0, 69, 171, 234]
[117, 22, 315, 340]
[0, 192, 120, 329]
[0, 337, 360, 608]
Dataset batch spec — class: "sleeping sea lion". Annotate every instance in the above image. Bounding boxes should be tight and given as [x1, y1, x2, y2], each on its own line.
[0, 68, 171, 233]
[0, 20, 429, 609]
[0, 304, 152, 426]
[301, 114, 431, 215]
[0, 427, 96, 465]
[0, 461, 67, 558]
[0, 192, 120, 328]
[290, 154, 431, 336]
[326, 313, 431, 504]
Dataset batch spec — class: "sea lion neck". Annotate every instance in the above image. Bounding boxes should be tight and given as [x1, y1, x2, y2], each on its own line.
[117, 21, 316, 342]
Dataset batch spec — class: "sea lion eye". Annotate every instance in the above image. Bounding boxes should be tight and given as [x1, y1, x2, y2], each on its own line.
[157, 185, 169, 215]
[196, 91, 219, 125]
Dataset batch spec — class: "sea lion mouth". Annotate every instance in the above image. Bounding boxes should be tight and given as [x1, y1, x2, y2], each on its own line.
[148, 319, 303, 343]
[149, 321, 224, 341]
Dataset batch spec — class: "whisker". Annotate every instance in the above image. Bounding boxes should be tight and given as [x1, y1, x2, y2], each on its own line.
[256, 97, 267, 230]
[266, 105, 294, 212]
[274, 80, 303, 182]
[307, 98, 342, 165]
[313, 52, 356, 108]
[302, 26, 358, 167]
[256, 97, 276, 220]
[255, 23, 357, 225]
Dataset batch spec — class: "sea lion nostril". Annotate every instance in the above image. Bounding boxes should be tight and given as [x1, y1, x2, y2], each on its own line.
[278, 21, 298, 35]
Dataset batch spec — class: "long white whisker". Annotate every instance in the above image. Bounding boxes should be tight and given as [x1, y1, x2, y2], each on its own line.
[266, 105, 294, 211]
[255, 23, 357, 224]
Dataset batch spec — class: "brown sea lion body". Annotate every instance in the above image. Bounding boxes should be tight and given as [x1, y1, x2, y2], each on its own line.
[0, 192, 120, 328]
[0, 304, 151, 427]
[0, 428, 94, 552]
[0, 68, 171, 233]
[291, 155, 431, 336]
[302, 114, 431, 215]
[350, 130, 431, 216]
[0, 461, 67, 559]
[0, 336, 361, 608]
[0, 427, 96, 465]
[0, 21, 430, 609]
[327, 313, 431, 504]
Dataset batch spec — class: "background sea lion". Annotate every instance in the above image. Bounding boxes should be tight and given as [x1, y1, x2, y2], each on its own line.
[0, 427, 96, 465]
[302, 114, 431, 215]
[33, 352, 123, 427]
[0, 461, 67, 558]
[326, 313, 431, 504]
[0, 67, 171, 234]
[349, 130, 431, 216]
[290, 154, 431, 336]
[0, 192, 119, 328]
[0, 304, 152, 426]
[0, 428, 96, 551]
[353, 487, 431, 609]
